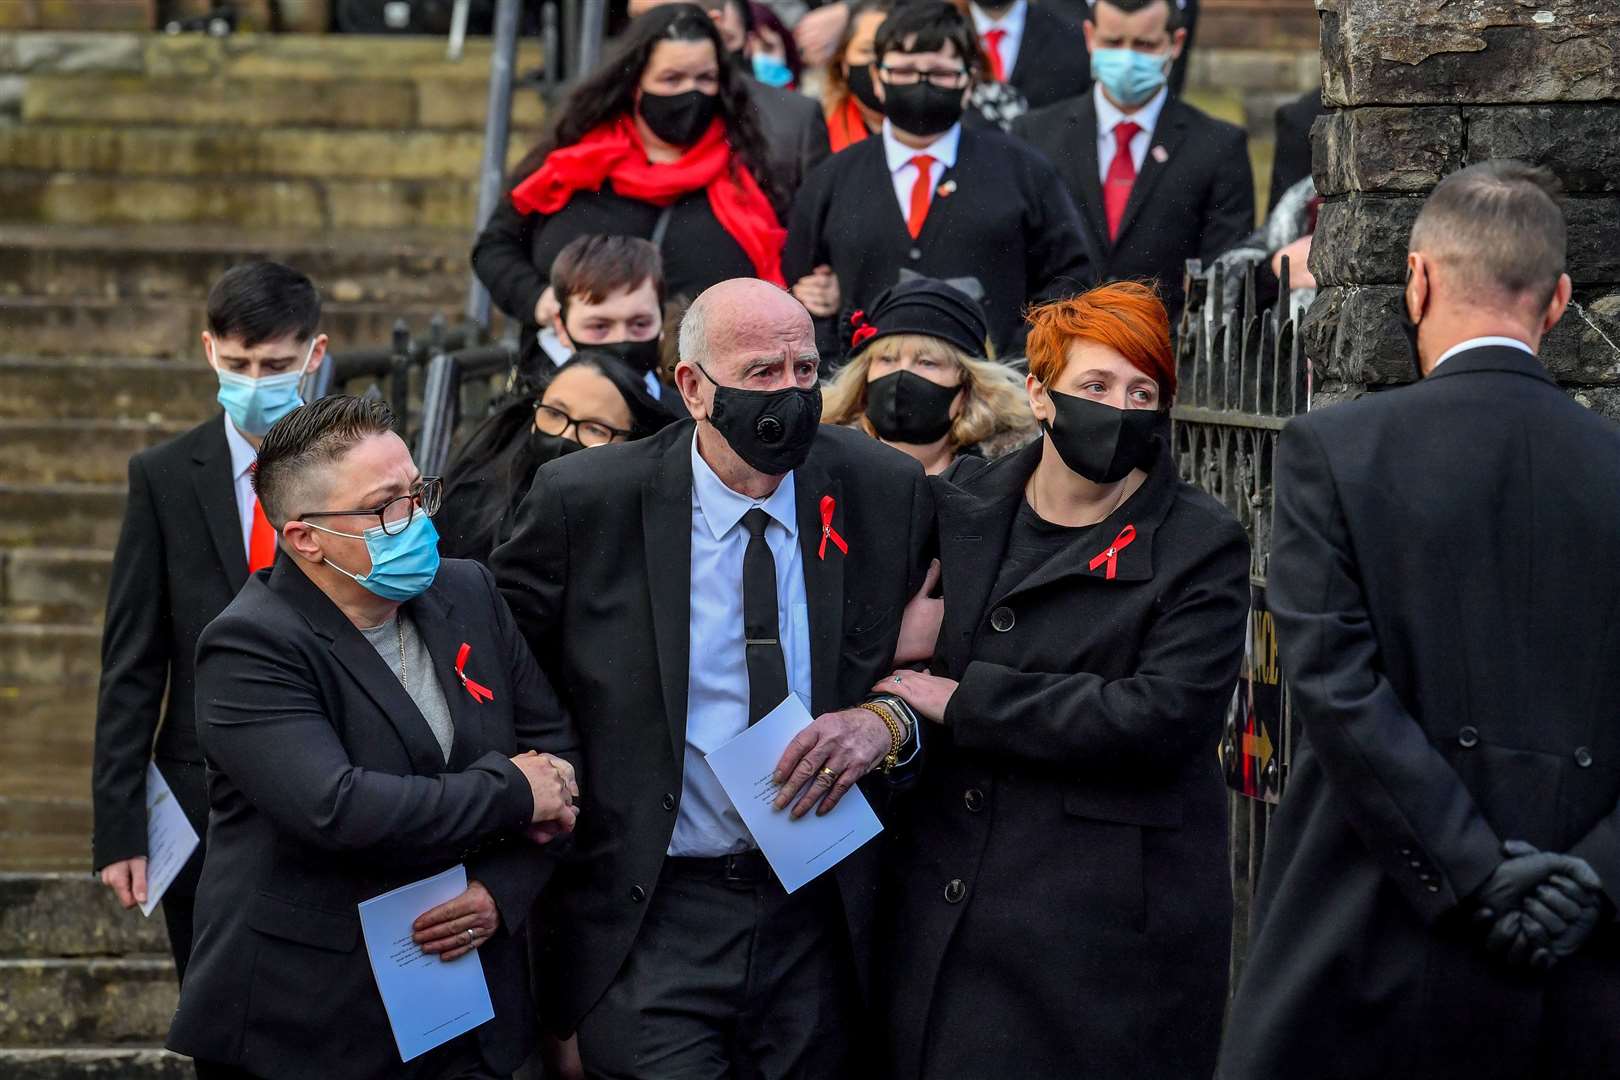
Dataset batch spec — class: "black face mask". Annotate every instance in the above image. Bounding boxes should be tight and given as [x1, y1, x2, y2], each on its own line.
[593, 337, 662, 376]
[864, 369, 960, 444]
[845, 63, 883, 113]
[1042, 389, 1159, 484]
[1401, 268, 1425, 382]
[528, 430, 584, 466]
[880, 81, 965, 138]
[638, 89, 717, 147]
[697, 363, 823, 475]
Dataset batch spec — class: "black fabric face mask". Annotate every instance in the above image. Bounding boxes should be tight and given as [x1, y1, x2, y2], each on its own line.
[697, 363, 823, 475]
[845, 63, 884, 113]
[1042, 389, 1160, 484]
[528, 430, 584, 466]
[864, 369, 960, 445]
[593, 337, 662, 376]
[638, 89, 718, 147]
[880, 81, 965, 137]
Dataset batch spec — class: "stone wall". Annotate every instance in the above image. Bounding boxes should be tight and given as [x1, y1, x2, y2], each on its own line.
[1303, 0, 1620, 418]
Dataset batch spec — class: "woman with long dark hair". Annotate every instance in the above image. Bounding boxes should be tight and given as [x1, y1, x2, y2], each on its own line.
[472, 3, 787, 370]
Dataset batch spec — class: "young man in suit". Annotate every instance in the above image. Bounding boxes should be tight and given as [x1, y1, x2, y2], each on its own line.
[1013, 0, 1252, 327]
[491, 278, 934, 1078]
[169, 396, 580, 1080]
[92, 262, 326, 983]
[969, 0, 1092, 111]
[1219, 162, 1620, 1077]
[785, 0, 1094, 356]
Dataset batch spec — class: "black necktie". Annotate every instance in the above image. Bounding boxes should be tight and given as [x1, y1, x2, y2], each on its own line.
[742, 508, 789, 724]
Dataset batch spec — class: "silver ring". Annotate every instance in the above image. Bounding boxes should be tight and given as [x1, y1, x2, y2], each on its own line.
[893, 675, 903, 685]
[466, 929, 475, 945]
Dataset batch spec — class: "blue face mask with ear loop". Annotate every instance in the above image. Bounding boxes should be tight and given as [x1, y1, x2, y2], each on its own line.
[1090, 47, 1171, 108]
[752, 52, 794, 87]
[213, 336, 317, 437]
[304, 510, 442, 603]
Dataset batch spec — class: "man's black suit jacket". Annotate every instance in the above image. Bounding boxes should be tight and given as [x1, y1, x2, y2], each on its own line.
[1013, 91, 1253, 325]
[167, 558, 578, 1080]
[1219, 346, 1620, 1078]
[1005, 3, 1092, 110]
[490, 420, 934, 1033]
[93, 414, 246, 894]
[744, 74, 832, 200]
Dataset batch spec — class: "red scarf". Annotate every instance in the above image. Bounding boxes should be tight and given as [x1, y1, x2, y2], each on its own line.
[826, 95, 873, 155]
[511, 116, 784, 286]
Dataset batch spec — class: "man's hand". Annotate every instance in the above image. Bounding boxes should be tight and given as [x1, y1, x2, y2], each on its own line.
[790, 266, 840, 318]
[534, 285, 560, 327]
[894, 558, 942, 666]
[511, 751, 579, 829]
[772, 707, 891, 819]
[412, 879, 499, 962]
[99, 856, 149, 910]
[877, 670, 957, 725]
[794, 2, 849, 66]
[1472, 839, 1602, 970]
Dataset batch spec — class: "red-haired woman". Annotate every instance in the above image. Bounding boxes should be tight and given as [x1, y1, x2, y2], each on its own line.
[877, 281, 1251, 1079]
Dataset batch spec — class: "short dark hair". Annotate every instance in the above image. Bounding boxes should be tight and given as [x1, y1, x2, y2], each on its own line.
[1089, 0, 1183, 33]
[206, 261, 322, 349]
[1409, 159, 1567, 310]
[254, 396, 396, 527]
[873, 1, 981, 74]
[550, 235, 667, 322]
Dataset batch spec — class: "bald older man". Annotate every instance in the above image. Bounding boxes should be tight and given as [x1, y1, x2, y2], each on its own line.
[492, 279, 934, 1078]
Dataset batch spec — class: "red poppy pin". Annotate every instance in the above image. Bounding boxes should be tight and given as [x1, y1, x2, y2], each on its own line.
[819, 495, 849, 560]
[1088, 525, 1136, 580]
[454, 643, 494, 703]
[937, 179, 957, 198]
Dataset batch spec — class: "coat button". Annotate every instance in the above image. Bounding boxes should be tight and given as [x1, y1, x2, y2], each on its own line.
[989, 606, 1015, 632]
[944, 878, 966, 904]
[1457, 726, 1479, 749]
[909, 247, 923, 261]
[630, 885, 646, 903]
[662, 793, 677, 811]
[1426, 883, 1441, 893]
[1399, 847, 1413, 857]
[964, 789, 985, 813]
[1575, 747, 1594, 768]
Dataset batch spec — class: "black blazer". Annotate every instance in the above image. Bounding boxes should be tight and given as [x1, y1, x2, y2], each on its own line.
[1219, 347, 1620, 1079]
[489, 420, 934, 1033]
[883, 438, 1249, 1079]
[1013, 91, 1254, 323]
[1267, 88, 1326, 213]
[1005, 3, 1092, 110]
[783, 126, 1096, 355]
[92, 415, 246, 890]
[745, 74, 833, 197]
[167, 558, 577, 1080]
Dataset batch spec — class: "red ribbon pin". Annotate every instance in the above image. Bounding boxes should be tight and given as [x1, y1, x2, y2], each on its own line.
[454, 643, 494, 703]
[1088, 525, 1137, 580]
[849, 309, 877, 348]
[818, 495, 849, 560]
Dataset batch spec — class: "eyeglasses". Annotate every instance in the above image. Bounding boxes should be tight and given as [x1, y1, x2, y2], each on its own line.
[535, 404, 631, 448]
[298, 476, 443, 537]
[878, 65, 971, 89]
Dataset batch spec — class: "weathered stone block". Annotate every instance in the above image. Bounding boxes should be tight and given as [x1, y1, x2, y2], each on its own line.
[1302, 284, 1411, 386]
[22, 74, 419, 129]
[1312, 106, 1463, 196]
[0, 873, 170, 958]
[0, 32, 145, 74]
[1320, 0, 1620, 106]
[1543, 291, 1620, 386]
[1464, 105, 1620, 193]
[1568, 386, 1620, 423]
[0, 957, 176, 1045]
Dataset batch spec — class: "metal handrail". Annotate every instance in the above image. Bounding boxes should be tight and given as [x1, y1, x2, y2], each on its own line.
[413, 340, 521, 476]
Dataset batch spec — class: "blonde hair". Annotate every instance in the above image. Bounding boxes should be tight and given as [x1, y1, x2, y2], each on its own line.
[821, 333, 1035, 451]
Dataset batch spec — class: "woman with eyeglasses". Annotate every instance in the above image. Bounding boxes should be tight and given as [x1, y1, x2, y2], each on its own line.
[438, 350, 677, 563]
[784, 0, 1094, 357]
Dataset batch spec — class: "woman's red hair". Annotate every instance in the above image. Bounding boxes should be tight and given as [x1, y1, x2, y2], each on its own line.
[1025, 281, 1176, 403]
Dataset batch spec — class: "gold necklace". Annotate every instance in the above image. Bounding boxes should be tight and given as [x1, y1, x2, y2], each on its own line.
[1030, 469, 1130, 526]
[395, 618, 408, 689]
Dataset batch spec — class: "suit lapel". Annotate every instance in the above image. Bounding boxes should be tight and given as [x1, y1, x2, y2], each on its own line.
[191, 417, 249, 591]
[1066, 95, 1110, 256]
[643, 426, 696, 765]
[409, 586, 484, 771]
[1111, 100, 1190, 250]
[794, 456, 844, 718]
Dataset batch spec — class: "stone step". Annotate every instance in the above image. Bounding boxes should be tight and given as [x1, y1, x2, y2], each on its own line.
[0, 223, 468, 304]
[0, 795, 92, 873]
[0, 873, 170, 959]
[0, 484, 126, 549]
[0, 358, 216, 423]
[0, 295, 455, 358]
[0, 1048, 192, 1080]
[0, 957, 177, 1046]
[0, 547, 114, 625]
[0, 623, 102, 686]
[0, 170, 477, 231]
[0, 419, 190, 486]
[0, 690, 97, 870]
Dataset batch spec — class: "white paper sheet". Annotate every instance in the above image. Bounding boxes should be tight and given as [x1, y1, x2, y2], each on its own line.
[357, 864, 496, 1063]
[139, 761, 200, 918]
[704, 695, 884, 893]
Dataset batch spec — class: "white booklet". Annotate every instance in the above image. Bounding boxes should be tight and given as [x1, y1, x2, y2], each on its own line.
[358, 864, 496, 1063]
[139, 761, 200, 918]
[704, 695, 884, 894]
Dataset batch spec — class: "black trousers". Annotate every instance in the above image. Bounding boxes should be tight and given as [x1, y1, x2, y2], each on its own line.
[192, 1033, 501, 1079]
[575, 854, 857, 1080]
[161, 891, 196, 984]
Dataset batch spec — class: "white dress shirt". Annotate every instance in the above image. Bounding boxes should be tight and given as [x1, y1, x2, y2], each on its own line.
[882, 121, 962, 228]
[669, 436, 814, 858]
[222, 414, 260, 559]
[1094, 82, 1169, 185]
[971, 0, 1027, 81]
[1431, 335, 1533, 371]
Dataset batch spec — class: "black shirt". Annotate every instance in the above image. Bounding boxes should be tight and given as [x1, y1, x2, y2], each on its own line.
[990, 498, 1098, 603]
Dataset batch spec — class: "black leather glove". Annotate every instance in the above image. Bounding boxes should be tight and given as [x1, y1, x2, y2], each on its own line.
[1511, 841, 1604, 970]
[1470, 840, 1574, 969]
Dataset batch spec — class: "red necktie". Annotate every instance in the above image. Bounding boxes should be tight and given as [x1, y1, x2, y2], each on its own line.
[906, 154, 936, 239]
[247, 463, 275, 572]
[981, 29, 1007, 82]
[1104, 120, 1142, 242]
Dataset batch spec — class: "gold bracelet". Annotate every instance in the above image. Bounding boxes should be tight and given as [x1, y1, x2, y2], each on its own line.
[859, 700, 904, 773]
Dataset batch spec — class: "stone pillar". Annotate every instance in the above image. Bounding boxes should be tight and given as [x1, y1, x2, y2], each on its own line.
[1303, 0, 1620, 417]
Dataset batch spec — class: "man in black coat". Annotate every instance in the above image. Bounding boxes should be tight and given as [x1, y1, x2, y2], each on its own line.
[490, 278, 933, 1078]
[92, 263, 326, 982]
[1219, 162, 1620, 1078]
[168, 397, 580, 1080]
[1012, 0, 1252, 325]
[968, 0, 1092, 110]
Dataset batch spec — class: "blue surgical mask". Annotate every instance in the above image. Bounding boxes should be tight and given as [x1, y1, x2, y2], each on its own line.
[1091, 47, 1170, 108]
[752, 53, 794, 88]
[308, 511, 441, 602]
[213, 337, 317, 437]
